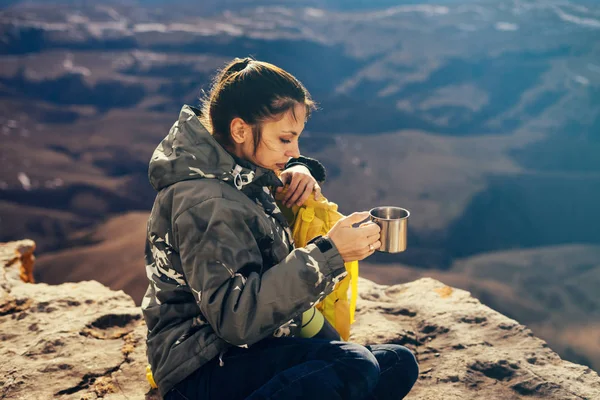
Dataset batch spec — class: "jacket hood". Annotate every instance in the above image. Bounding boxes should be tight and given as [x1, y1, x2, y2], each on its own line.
[148, 105, 282, 191]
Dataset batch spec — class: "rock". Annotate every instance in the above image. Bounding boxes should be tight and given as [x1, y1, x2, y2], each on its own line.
[0, 240, 159, 400]
[1, 239, 599, 399]
[353, 279, 600, 399]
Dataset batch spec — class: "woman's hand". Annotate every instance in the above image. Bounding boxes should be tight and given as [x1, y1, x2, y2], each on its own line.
[276, 165, 322, 208]
[326, 212, 381, 262]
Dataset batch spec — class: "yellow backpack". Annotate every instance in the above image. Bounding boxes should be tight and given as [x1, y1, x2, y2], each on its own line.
[276, 189, 359, 341]
[146, 190, 359, 389]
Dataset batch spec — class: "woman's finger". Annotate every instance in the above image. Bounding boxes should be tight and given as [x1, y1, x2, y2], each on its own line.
[359, 240, 380, 259]
[283, 173, 302, 203]
[295, 181, 315, 206]
[287, 178, 309, 206]
[277, 172, 292, 194]
[360, 222, 381, 237]
[366, 232, 380, 242]
[313, 183, 321, 200]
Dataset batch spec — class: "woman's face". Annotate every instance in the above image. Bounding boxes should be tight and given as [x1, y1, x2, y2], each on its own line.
[242, 103, 305, 172]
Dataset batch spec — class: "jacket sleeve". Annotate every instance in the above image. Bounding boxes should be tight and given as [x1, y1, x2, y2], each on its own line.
[174, 196, 346, 347]
[285, 155, 327, 183]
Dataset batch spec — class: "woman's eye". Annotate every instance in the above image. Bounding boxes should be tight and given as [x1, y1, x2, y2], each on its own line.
[280, 138, 291, 144]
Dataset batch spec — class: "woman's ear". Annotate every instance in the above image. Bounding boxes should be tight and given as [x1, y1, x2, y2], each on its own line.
[230, 118, 250, 144]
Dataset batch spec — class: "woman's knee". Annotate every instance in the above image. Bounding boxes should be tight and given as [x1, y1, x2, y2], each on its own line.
[316, 341, 380, 397]
[372, 344, 419, 384]
[343, 343, 381, 397]
[397, 345, 419, 383]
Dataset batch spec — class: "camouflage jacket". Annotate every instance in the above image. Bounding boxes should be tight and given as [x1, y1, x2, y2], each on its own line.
[141, 105, 347, 396]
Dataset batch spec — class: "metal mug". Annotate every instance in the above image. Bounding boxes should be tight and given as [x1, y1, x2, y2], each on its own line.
[369, 206, 410, 253]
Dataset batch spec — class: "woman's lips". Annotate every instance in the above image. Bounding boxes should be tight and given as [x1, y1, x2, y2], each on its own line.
[276, 163, 286, 170]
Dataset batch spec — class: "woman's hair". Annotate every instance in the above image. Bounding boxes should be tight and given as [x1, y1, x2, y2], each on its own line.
[200, 57, 317, 153]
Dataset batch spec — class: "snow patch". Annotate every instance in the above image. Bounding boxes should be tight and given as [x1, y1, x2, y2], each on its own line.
[573, 75, 590, 85]
[553, 6, 600, 29]
[364, 5, 449, 20]
[18, 173, 32, 191]
[495, 22, 519, 31]
[134, 23, 167, 33]
[305, 8, 325, 18]
[63, 56, 91, 77]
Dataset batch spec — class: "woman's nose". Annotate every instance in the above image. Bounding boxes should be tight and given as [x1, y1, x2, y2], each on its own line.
[286, 142, 300, 158]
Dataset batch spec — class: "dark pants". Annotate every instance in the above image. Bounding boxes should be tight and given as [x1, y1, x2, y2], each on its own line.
[165, 337, 419, 400]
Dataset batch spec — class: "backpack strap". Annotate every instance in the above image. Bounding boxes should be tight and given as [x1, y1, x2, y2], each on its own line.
[299, 207, 315, 244]
[348, 260, 359, 323]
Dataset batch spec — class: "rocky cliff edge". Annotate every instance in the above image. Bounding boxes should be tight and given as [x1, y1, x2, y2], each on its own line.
[1, 240, 599, 399]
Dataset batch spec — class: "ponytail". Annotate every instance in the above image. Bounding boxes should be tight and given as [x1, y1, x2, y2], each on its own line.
[222, 57, 252, 77]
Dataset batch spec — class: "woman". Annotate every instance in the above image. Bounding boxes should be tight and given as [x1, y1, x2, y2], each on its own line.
[142, 57, 418, 399]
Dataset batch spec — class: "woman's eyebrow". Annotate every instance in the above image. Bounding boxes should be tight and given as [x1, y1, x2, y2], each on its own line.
[282, 130, 299, 136]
